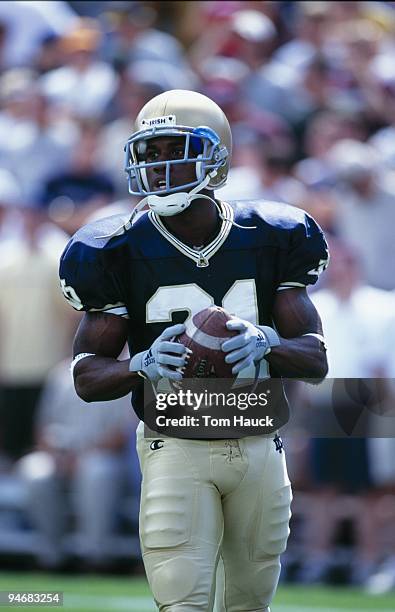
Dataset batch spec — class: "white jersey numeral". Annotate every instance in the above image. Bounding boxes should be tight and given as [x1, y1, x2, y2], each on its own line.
[147, 283, 213, 323]
[146, 279, 258, 325]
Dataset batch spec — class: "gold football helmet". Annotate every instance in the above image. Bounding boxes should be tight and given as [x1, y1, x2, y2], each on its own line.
[124, 89, 232, 196]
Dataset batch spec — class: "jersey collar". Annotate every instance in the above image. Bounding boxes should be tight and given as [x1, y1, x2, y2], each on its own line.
[148, 201, 234, 267]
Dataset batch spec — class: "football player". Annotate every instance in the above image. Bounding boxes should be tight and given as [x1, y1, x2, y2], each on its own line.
[59, 90, 329, 611]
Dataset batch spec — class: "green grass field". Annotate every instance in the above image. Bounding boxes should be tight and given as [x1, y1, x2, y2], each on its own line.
[0, 573, 394, 611]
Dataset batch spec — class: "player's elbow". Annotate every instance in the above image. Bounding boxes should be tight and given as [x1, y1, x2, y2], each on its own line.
[74, 376, 96, 402]
[309, 353, 328, 384]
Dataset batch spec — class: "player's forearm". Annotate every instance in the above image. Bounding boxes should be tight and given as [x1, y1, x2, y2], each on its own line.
[73, 357, 141, 402]
[265, 336, 328, 382]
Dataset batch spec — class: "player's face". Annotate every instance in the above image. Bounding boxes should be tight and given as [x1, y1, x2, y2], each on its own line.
[139, 136, 198, 192]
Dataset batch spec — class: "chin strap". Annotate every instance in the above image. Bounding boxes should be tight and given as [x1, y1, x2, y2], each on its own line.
[130, 172, 214, 222]
[96, 172, 256, 240]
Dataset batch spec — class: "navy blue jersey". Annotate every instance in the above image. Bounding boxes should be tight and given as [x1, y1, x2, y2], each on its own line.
[59, 200, 329, 421]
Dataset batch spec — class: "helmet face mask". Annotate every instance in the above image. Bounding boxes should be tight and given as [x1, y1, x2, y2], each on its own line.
[124, 90, 232, 198]
[125, 124, 228, 195]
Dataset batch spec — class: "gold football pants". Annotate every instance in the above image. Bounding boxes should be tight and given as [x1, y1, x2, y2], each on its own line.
[136, 422, 292, 611]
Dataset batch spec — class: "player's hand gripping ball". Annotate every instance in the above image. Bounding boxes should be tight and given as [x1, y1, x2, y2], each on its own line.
[176, 306, 238, 379]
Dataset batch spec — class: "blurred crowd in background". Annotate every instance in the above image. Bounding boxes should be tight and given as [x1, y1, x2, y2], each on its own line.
[0, 0, 395, 593]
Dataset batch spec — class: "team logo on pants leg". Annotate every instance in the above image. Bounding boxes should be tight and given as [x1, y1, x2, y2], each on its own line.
[273, 434, 284, 453]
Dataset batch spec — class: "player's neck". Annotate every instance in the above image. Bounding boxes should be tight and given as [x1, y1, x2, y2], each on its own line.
[161, 193, 220, 247]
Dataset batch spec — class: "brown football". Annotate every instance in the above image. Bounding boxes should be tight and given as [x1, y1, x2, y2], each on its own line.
[176, 306, 238, 379]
